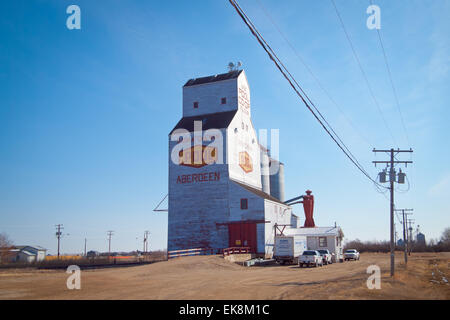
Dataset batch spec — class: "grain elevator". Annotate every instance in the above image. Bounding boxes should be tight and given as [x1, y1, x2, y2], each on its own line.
[168, 69, 292, 257]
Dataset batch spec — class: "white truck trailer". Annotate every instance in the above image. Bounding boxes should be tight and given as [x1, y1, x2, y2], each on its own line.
[274, 235, 307, 265]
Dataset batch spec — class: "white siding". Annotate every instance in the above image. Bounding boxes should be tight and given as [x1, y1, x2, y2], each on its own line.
[183, 79, 238, 117]
[227, 72, 260, 190]
[228, 181, 265, 222]
[168, 128, 230, 251]
[263, 199, 292, 258]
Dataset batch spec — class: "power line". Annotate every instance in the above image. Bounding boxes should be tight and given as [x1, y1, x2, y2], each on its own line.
[229, 0, 386, 189]
[330, 0, 397, 145]
[255, 0, 373, 147]
[369, 0, 410, 146]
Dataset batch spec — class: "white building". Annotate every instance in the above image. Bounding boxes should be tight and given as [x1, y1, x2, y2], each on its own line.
[284, 226, 344, 262]
[168, 69, 291, 257]
[6, 246, 47, 263]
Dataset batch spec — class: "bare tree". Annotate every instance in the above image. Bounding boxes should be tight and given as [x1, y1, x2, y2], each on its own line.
[441, 228, 450, 244]
[0, 232, 12, 247]
[0, 232, 14, 263]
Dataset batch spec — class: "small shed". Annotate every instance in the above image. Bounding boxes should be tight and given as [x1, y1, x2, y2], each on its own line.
[10, 246, 47, 263]
[284, 226, 344, 262]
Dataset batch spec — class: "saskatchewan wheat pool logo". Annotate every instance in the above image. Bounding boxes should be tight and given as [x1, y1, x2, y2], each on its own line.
[239, 151, 253, 173]
[179, 145, 218, 168]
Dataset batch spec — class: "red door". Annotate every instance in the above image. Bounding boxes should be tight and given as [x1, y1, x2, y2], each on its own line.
[228, 222, 257, 253]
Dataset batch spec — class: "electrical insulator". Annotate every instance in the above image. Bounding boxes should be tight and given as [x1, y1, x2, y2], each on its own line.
[379, 170, 387, 183]
[398, 169, 406, 184]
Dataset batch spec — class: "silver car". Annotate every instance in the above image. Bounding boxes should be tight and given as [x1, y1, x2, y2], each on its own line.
[344, 249, 360, 261]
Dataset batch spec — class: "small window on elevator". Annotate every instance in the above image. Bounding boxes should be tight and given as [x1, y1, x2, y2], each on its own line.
[240, 198, 248, 210]
[221, 97, 226, 105]
[193, 101, 199, 109]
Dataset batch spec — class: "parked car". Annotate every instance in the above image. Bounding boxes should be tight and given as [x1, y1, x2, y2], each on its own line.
[317, 249, 333, 265]
[299, 250, 323, 268]
[344, 249, 360, 261]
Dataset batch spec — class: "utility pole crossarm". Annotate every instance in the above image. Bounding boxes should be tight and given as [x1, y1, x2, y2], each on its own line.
[372, 161, 413, 164]
[372, 148, 413, 153]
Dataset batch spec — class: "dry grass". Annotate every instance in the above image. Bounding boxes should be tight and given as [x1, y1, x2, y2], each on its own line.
[0, 252, 448, 300]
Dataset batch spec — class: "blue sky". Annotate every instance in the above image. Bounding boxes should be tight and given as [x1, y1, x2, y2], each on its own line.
[0, 0, 449, 254]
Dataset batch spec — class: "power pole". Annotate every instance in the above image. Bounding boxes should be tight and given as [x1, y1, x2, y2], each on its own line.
[407, 219, 415, 255]
[394, 208, 413, 264]
[394, 223, 398, 246]
[55, 224, 64, 258]
[107, 231, 114, 257]
[143, 231, 150, 254]
[84, 238, 87, 256]
[373, 148, 413, 277]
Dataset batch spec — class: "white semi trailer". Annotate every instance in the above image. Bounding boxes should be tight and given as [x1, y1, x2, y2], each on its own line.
[273, 235, 307, 265]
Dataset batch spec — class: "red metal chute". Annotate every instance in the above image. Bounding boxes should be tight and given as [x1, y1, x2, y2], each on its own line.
[303, 190, 315, 228]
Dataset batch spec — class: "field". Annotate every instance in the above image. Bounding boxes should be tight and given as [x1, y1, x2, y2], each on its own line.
[0, 252, 448, 300]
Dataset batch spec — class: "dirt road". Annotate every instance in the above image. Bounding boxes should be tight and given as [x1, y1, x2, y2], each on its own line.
[0, 252, 448, 299]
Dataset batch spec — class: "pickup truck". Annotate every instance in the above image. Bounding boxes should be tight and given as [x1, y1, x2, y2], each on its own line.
[298, 250, 323, 268]
[344, 249, 360, 261]
[317, 249, 333, 265]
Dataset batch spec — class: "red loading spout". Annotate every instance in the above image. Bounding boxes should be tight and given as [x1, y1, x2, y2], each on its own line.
[303, 190, 315, 228]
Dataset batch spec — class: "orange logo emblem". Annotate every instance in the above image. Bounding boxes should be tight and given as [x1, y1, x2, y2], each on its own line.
[239, 151, 253, 173]
[179, 145, 217, 168]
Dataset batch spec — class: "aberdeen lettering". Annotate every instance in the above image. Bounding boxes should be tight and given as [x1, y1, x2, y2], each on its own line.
[176, 172, 220, 184]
